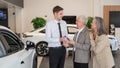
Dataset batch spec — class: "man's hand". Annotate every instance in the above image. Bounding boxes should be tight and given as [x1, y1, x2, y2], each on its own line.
[60, 36, 69, 47]
[60, 36, 66, 42]
[65, 51, 69, 58]
[68, 40, 75, 45]
[63, 41, 69, 47]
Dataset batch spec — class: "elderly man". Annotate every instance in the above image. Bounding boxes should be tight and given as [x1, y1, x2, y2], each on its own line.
[64, 15, 91, 68]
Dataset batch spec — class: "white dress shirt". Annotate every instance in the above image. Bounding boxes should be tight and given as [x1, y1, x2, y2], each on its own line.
[45, 19, 68, 47]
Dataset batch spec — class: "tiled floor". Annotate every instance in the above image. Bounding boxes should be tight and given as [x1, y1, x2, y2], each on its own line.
[38, 46, 120, 68]
[39, 56, 73, 68]
[38, 51, 120, 68]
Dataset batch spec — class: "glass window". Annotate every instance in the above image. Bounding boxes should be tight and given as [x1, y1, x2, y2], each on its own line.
[39, 29, 45, 33]
[0, 40, 6, 57]
[67, 26, 77, 34]
[2, 34, 21, 54]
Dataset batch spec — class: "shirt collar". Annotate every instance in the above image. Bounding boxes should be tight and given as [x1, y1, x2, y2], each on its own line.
[54, 19, 62, 23]
[77, 26, 85, 32]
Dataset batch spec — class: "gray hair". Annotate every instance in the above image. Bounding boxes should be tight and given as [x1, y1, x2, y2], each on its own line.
[95, 17, 108, 36]
[78, 15, 88, 25]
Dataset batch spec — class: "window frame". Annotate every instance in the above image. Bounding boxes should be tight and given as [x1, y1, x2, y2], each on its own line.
[67, 26, 77, 34]
[0, 29, 24, 56]
[0, 35, 6, 57]
[39, 29, 45, 33]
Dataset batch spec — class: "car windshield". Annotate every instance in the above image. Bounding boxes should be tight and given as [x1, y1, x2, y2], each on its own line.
[39, 29, 45, 33]
[67, 26, 77, 34]
[30, 27, 44, 32]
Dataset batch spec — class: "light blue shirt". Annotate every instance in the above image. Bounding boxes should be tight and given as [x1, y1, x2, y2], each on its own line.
[45, 19, 68, 47]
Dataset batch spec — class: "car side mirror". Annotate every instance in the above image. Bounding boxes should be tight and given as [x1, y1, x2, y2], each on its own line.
[26, 41, 35, 50]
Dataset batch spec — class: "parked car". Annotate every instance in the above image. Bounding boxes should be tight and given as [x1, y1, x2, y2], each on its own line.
[108, 35, 119, 54]
[22, 24, 77, 56]
[22, 24, 119, 56]
[0, 26, 37, 68]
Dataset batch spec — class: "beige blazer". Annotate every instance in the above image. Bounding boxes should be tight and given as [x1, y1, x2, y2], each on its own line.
[73, 27, 91, 63]
[91, 35, 115, 68]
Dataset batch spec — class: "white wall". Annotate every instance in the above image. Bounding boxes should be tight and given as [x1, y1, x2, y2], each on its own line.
[23, 0, 93, 32]
[10, 0, 120, 33]
[1, 0, 23, 38]
[8, 6, 16, 32]
[8, 5, 23, 37]
[94, 0, 120, 17]
[15, 6, 23, 34]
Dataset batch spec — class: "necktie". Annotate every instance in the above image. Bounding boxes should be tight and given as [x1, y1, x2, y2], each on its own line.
[57, 23, 63, 45]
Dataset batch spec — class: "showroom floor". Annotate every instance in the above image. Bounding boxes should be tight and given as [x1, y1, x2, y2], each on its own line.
[39, 56, 73, 68]
[37, 57, 43, 68]
[38, 49, 120, 68]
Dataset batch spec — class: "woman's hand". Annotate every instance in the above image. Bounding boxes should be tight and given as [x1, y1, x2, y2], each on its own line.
[89, 31, 94, 40]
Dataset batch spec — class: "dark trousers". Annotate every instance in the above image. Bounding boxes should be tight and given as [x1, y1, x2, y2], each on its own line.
[74, 62, 88, 68]
[49, 46, 66, 68]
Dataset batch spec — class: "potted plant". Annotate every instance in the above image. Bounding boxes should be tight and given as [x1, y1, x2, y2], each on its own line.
[86, 17, 93, 29]
[31, 17, 46, 29]
[86, 17, 94, 33]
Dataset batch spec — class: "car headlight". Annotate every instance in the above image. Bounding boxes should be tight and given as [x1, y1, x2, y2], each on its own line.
[23, 34, 33, 38]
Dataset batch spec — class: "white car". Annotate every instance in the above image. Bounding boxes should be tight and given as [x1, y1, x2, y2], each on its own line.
[108, 35, 119, 54]
[22, 24, 77, 56]
[0, 26, 37, 68]
[22, 24, 119, 56]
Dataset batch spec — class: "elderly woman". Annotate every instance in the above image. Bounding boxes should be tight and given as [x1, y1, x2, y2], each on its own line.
[89, 17, 115, 68]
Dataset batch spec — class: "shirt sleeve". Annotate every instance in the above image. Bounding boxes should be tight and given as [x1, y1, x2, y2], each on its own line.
[64, 22, 70, 40]
[64, 22, 69, 52]
[45, 22, 60, 43]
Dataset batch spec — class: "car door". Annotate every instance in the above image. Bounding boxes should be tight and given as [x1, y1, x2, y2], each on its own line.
[0, 30, 35, 68]
[17, 46, 35, 68]
[0, 33, 21, 68]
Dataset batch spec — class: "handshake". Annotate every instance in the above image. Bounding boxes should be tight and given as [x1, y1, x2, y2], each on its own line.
[60, 36, 75, 48]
